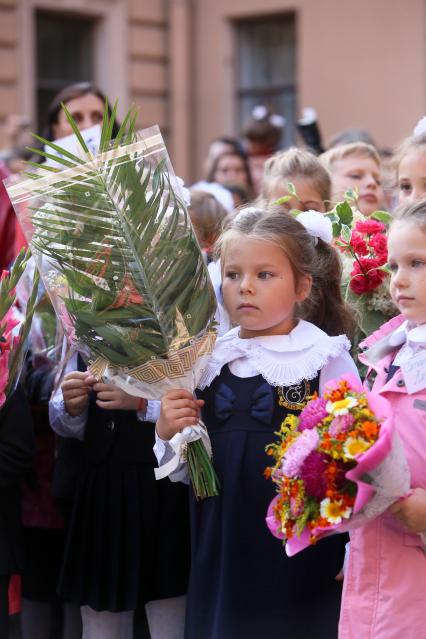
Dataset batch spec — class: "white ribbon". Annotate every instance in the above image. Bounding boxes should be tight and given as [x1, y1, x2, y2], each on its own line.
[154, 419, 213, 480]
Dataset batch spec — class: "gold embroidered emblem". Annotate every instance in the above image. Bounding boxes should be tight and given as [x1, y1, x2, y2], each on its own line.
[277, 380, 311, 410]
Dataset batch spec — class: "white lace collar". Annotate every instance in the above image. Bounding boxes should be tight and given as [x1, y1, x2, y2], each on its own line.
[198, 320, 351, 389]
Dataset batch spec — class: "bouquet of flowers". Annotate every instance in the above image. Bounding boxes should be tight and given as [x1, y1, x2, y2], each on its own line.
[327, 201, 397, 337]
[4, 103, 218, 499]
[0, 249, 39, 410]
[265, 375, 411, 556]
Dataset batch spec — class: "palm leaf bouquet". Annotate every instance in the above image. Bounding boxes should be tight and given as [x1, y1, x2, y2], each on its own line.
[4, 103, 219, 498]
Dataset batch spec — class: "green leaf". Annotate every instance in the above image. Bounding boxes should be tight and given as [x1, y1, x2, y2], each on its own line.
[60, 101, 90, 154]
[345, 188, 358, 201]
[6, 269, 40, 397]
[287, 181, 297, 196]
[30, 132, 83, 165]
[371, 210, 393, 225]
[274, 195, 292, 205]
[335, 201, 353, 225]
[332, 222, 341, 238]
[341, 224, 352, 244]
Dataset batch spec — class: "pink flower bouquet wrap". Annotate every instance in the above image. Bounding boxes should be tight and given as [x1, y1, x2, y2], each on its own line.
[265, 374, 410, 556]
[0, 250, 39, 412]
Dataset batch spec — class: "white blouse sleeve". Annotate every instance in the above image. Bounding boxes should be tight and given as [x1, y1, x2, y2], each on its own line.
[319, 351, 360, 396]
[137, 400, 161, 423]
[153, 431, 189, 484]
[48, 351, 88, 440]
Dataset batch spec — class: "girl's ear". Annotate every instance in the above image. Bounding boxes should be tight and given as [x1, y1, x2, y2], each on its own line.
[296, 274, 312, 302]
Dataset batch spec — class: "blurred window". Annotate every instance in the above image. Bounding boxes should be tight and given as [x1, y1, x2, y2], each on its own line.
[235, 14, 296, 147]
[36, 11, 95, 132]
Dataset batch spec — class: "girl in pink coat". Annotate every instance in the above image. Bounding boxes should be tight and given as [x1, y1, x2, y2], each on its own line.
[339, 199, 426, 639]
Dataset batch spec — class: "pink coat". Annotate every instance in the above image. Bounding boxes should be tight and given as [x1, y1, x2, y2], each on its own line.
[339, 315, 426, 639]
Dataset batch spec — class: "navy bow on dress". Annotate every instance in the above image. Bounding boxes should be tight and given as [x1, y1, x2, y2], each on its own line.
[214, 382, 275, 425]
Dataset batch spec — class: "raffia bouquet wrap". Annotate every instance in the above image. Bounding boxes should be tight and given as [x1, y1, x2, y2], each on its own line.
[4, 105, 219, 498]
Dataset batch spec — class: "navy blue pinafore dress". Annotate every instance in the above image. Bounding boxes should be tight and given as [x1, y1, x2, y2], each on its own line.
[186, 365, 346, 639]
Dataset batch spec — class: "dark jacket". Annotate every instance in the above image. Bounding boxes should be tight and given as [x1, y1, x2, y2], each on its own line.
[0, 385, 34, 574]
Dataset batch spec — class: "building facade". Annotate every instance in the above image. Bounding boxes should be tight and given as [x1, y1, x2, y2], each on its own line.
[0, 0, 425, 182]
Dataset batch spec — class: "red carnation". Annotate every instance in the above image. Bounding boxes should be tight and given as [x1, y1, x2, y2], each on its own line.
[355, 219, 386, 235]
[350, 257, 386, 294]
[350, 232, 369, 256]
[368, 232, 388, 258]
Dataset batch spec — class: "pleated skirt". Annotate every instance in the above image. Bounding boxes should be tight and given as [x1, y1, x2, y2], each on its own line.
[58, 458, 190, 612]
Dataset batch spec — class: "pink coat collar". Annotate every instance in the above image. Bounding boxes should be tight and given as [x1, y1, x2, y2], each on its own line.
[359, 315, 405, 370]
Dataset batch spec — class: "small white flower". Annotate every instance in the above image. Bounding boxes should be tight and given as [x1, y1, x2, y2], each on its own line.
[343, 436, 370, 459]
[320, 498, 352, 525]
[175, 176, 191, 207]
[326, 396, 358, 416]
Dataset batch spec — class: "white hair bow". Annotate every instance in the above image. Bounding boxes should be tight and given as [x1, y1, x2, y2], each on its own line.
[413, 116, 426, 137]
[296, 210, 333, 244]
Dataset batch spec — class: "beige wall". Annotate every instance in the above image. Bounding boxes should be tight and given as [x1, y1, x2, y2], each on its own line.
[0, 0, 171, 147]
[0, 0, 19, 129]
[128, 0, 169, 132]
[191, 0, 426, 180]
[1, 0, 425, 184]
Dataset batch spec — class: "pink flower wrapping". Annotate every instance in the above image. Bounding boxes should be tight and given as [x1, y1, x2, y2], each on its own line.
[265, 375, 409, 556]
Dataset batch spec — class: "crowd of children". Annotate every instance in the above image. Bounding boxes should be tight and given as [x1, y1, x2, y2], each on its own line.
[1, 88, 426, 639]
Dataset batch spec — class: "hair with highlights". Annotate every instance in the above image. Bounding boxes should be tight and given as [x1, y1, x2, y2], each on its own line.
[320, 142, 381, 173]
[261, 147, 331, 207]
[393, 198, 426, 232]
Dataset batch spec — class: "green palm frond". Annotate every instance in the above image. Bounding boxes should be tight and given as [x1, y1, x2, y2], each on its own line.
[20, 104, 216, 367]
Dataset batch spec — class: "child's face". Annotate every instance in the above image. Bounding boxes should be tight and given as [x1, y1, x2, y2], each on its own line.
[222, 238, 312, 338]
[388, 221, 426, 324]
[330, 154, 384, 216]
[270, 176, 326, 212]
[398, 150, 426, 204]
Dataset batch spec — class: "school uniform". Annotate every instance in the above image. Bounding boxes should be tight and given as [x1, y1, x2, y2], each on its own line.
[49, 358, 190, 614]
[156, 321, 360, 639]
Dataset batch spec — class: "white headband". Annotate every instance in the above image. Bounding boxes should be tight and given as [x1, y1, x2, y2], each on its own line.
[296, 210, 333, 245]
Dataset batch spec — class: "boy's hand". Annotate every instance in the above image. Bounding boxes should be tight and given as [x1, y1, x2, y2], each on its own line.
[93, 382, 145, 412]
[389, 488, 426, 533]
[62, 371, 95, 417]
[156, 389, 204, 441]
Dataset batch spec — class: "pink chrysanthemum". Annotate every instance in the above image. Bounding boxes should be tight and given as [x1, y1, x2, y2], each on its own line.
[328, 414, 355, 437]
[299, 397, 328, 431]
[300, 451, 328, 500]
[281, 428, 319, 477]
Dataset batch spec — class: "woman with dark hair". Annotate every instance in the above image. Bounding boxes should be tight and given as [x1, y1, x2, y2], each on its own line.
[28, 82, 118, 171]
[19, 81, 117, 639]
[36, 83, 190, 639]
[207, 149, 254, 202]
[44, 81, 119, 142]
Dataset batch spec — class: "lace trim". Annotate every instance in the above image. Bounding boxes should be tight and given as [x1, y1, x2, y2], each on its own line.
[198, 334, 350, 389]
